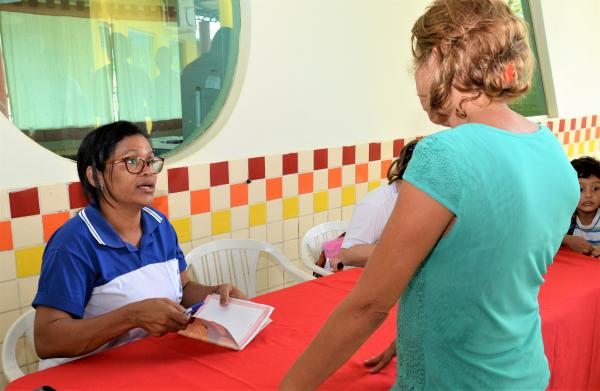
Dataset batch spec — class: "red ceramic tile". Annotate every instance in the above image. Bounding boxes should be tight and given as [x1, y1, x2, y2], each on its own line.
[282, 153, 298, 175]
[9, 187, 40, 218]
[210, 161, 229, 187]
[546, 121, 554, 131]
[266, 178, 283, 201]
[342, 146, 355, 165]
[355, 164, 368, 184]
[393, 139, 405, 158]
[298, 173, 314, 194]
[381, 160, 392, 179]
[328, 168, 342, 189]
[581, 117, 587, 129]
[0, 221, 13, 250]
[248, 157, 266, 180]
[559, 119, 565, 132]
[592, 115, 597, 127]
[43, 211, 69, 242]
[168, 167, 189, 193]
[369, 143, 381, 162]
[69, 182, 88, 209]
[314, 149, 328, 170]
[570, 118, 577, 131]
[230, 183, 249, 207]
[191, 189, 210, 214]
[152, 195, 169, 218]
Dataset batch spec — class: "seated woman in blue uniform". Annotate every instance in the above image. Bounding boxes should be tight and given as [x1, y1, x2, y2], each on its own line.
[32, 121, 246, 369]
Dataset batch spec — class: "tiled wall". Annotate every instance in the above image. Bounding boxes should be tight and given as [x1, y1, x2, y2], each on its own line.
[0, 113, 598, 385]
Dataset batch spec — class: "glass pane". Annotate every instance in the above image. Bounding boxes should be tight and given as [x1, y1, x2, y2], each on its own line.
[0, 0, 240, 160]
[507, 0, 548, 117]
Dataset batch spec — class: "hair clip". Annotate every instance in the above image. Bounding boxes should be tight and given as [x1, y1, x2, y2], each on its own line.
[504, 63, 516, 84]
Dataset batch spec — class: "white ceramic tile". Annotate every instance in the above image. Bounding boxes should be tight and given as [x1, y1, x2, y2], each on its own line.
[328, 147, 342, 168]
[342, 165, 355, 186]
[0, 280, 19, 312]
[356, 182, 369, 201]
[282, 175, 298, 197]
[0, 251, 16, 282]
[38, 184, 69, 214]
[267, 265, 285, 289]
[0, 191, 10, 220]
[297, 151, 313, 173]
[298, 215, 314, 239]
[328, 208, 342, 221]
[313, 211, 328, 226]
[179, 241, 192, 256]
[381, 140, 394, 160]
[248, 179, 266, 204]
[188, 163, 211, 190]
[249, 225, 267, 241]
[167, 191, 190, 219]
[265, 155, 282, 178]
[329, 188, 342, 209]
[191, 213, 212, 240]
[211, 233, 232, 241]
[266, 200, 283, 223]
[210, 185, 230, 210]
[267, 221, 284, 244]
[228, 159, 249, 184]
[342, 205, 355, 221]
[283, 239, 299, 260]
[17, 275, 39, 307]
[368, 161, 381, 181]
[356, 143, 369, 164]
[298, 194, 313, 216]
[283, 218, 299, 241]
[0, 310, 20, 344]
[154, 170, 169, 195]
[313, 170, 328, 192]
[230, 205, 249, 231]
[231, 229, 250, 240]
[11, 216, 43, 248]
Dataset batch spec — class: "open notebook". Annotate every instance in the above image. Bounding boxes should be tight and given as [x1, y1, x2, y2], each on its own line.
[178, 294, 274, 350]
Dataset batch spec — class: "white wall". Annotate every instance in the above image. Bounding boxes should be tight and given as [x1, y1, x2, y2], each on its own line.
[1, 0, 599, 191]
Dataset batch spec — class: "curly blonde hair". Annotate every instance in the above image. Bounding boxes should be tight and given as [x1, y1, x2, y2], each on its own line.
[412, 0, 534, 121]
[387, 139, 418, 185]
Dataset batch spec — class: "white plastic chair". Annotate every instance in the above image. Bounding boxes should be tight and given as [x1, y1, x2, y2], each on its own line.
[2, 309, 35, 382]
[186, 239, 314, 298]
[300, 221, 349, 277]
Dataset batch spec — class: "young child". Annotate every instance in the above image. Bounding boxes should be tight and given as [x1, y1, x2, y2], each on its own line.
[563, 156, 600, 257]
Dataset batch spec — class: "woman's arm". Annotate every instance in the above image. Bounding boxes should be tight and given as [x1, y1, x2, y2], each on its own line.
[35, 298, 189, 359]
[180, 270, 248, 307]
[340, 244, 376, 267]
[280, 181, 455, 390]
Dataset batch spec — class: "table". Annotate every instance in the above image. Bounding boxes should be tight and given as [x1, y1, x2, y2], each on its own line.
[7, 247, 600, 390]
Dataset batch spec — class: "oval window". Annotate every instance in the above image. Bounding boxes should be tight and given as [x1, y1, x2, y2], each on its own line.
[0, 0, 240, 159]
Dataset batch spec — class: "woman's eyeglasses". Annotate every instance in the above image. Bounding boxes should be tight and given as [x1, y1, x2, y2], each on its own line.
[111, 156, 165, 174]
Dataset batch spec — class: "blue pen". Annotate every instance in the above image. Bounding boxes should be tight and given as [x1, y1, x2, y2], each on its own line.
[184, 300, 205, 316]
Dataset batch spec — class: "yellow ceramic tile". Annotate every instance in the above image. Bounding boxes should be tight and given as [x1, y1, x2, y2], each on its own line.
[248, 179, 266, 204]
[249, 203, 267, 227]
[15, 246, 44, 278]
[18, 275, 39, 307]
[282, 175, 298, 197]
[228, 159, 249, 184]
[266, 200, 283, 223]
[211, 210, 231, 235]
[299, 194, 313, 216]
[249, 225, 267, 241]
[188, 163, 211, 191]
[589, 140, 596, 154]
[171, 217, 192, 244]
[329, 188, 342, 209]
[283, 197, 299, 220]
[0, 250, 17, 281]
[313, 191, 328, 212]
[191, 213, 212, 240]
[313, 170, 328, 192]
[210, 185, 230, 210]
[11, 216, 43, 248]
[368, 181, 381, 192]
[342, 185, 356, 207]
[267, 221, 284, 244]
[283, 218, 299, 241]
[578, 142, 586, 155]
[0, 280, 19, 312]
[167, 191, 191, 219]
[38, 184, 69, 214]
[231, 205, 250, 230]
[567, 144, 575, 157]
[342, 205, 354, 221]
[265, 155, 283, 178]
[342, 165, 355, 186]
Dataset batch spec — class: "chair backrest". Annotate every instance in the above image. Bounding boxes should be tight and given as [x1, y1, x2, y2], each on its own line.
[300, 221, 349, 276]
[186, 239, 314, 298]
[2, 309, 35, 382]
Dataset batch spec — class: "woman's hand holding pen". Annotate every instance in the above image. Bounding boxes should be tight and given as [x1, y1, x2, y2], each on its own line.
[126, 298, 189, 336]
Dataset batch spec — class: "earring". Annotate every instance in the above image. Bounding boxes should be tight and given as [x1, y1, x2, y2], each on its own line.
[100, 184, 105, 192]
[455, 107, 467, 119]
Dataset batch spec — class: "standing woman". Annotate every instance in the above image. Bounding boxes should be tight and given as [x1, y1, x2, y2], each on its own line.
[33, 121, 245, 369]
[281, 0, 578, 389]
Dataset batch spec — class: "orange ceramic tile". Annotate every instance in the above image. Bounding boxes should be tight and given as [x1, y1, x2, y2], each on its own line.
[42, 212, 69, 242]
[152, 195, 169, 218]
[191, 189, 211, 214]
[355, 164, 368, 183]
[230, 183, 249, 207]
[381, 160, 392, 179]
[266, 178, 283, 201]
[0, 221, 13, 250]
[586, 128, 591, 141]
[298, 173, 313, 194]
[574, 130, 581, 142]
[328, 168, 342, 189]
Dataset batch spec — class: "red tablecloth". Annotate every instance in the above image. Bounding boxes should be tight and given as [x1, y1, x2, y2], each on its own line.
[7, 247, 600, 390]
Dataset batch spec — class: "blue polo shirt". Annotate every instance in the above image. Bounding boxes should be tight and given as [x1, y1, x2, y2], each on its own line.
[33, 204, 187, 368]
